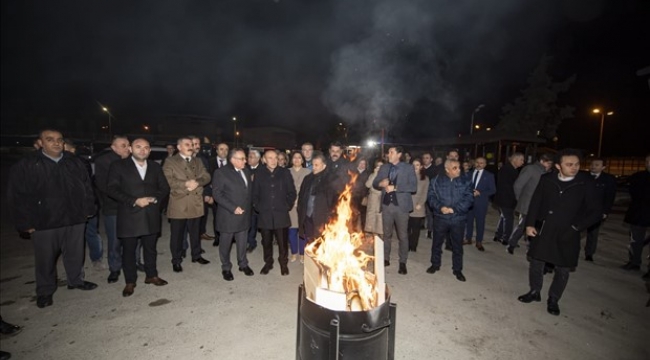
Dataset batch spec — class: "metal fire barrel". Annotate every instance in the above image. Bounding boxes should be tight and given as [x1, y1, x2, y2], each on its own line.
[296, 285, 396, 360]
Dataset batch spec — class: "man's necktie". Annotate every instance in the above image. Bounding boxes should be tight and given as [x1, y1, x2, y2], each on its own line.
[238, 170, 247, 187]
[473, 170, 479, 188]
[185, 157, 191, 163]
[219, 159, 224, 168]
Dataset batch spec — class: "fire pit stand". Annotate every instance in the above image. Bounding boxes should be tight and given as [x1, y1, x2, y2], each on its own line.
[296, 284, 397, 360]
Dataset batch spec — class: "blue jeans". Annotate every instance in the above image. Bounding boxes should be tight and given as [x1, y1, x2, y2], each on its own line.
[288, 228, 306, 255]
[104, 215, 122, 272]
[85, 215, 103, 262]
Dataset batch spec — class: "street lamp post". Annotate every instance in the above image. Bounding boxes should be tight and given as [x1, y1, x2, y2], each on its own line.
[97, 101, 114, 139]
[592, 109, 614, 157]
[232, 117, 237, 147]
[470, 104, 485, 134]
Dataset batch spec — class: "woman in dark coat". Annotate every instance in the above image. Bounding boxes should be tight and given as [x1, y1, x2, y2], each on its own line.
[518, 149, 601, 316]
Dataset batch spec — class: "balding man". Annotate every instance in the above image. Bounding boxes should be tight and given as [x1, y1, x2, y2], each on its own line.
[463, 157, 496, 251]
[493, 152, 525, 245]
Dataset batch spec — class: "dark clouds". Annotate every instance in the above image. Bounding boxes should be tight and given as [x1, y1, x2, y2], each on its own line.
[2, 0, 648, 152]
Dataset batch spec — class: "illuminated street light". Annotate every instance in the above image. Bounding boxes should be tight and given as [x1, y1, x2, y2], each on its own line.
[233, 117, 238, 147]
[366, 140, 377, 147]
[470, 104, 485, 134]
[592, 108, 614, 157]
[97, 102, 114, 139]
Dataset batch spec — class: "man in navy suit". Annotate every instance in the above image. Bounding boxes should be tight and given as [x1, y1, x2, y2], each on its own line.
[373, 146, 417, 275]
[464, 157, 496, 251]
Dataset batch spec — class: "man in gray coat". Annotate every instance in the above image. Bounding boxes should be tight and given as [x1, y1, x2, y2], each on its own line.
[212, 148, 255, 281]
[506, 153, 553, 254]
[373, 146, 417, 275]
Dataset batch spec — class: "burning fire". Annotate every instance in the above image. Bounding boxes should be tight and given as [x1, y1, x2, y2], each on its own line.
[305, 176, 380, 311]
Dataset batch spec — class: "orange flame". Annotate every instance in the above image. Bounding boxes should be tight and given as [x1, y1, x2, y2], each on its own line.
[305, 172, 379, 311]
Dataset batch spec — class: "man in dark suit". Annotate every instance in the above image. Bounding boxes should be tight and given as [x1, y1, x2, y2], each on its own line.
[107, 138, 171, 297]
[373, 146, 418, 275]
[253, 150, 296, 276]
[493, 152, 525, 244]
[622, 154, 650, 275]
[421, 152, 436, 239]
[464, 157, 496, 251]
[212, 148, 255, 281]
[207, 142, 230, 247]
[245, 148, 261, 252]
[584, 158, 617, 262]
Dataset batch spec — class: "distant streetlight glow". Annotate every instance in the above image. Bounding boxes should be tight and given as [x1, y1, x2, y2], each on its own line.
[470, 104, 485, 134]
[366, 140, 377, 147]
[592, 108, 614, 157]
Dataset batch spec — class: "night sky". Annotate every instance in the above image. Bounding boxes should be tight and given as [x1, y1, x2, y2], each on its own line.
[2, 0, 648, 155]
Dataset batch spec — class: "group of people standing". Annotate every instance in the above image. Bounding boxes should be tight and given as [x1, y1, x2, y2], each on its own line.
[6, 129, 650, 320]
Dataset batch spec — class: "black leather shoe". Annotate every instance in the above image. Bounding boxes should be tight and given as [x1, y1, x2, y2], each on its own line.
[0, 350, 11, 360]
[506, 245, 515, 254]
[107, 271, 120, 283]
[476, 243, 485, 252]
[36, 295, 53, 308]
[621, 262, 640, 271]
[212, 239, 220, 247]
[585, 255, 594, 262]
[453, 271, 466, 282]
[493, 236, 500, 242]
[642, 270, 650, 280]
[426, 231, 432, 239]
[136, 262, 145, 272]
[501, 240, 509, 246]
[281, 266, 289, 276]
[426, 265, 439, 274]
[384, 260, 390, 267]
[192, 257, 210, 265]
[67, 281, 98, 290]
[247, 245, 256, 254]
[517, 291, 541, 303]
[200, 248, 206, 254]
[222, 270, 234, 281]
[260, 264, 273, 275]
[239, 266, 254, 276]
[547, 299, 560, 316]
[173, 264, 183, 273]
[144, 277, 168, 286]
[0, 319, 22, 336]
[398, 263, 407, 275]
[181, 250, 187, 258]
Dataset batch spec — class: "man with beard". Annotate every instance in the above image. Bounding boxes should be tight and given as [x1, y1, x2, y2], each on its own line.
[253, 150, 296, 276]
[327, 141, 351, 196]
[107, 138, 170, 297]
[518, 149, 601, 316]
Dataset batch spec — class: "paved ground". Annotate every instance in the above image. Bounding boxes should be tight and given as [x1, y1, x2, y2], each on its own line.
[0, 160, 648, 359]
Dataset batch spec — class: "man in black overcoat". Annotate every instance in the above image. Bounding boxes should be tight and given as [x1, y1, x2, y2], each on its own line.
[107, 138, 171, 297]
[298, 153, 337, 242]
[518, 149, 602, 316]
[253, 150, 297, 276]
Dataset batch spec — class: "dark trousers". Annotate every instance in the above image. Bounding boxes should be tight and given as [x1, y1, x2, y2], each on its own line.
[425, 202, 434, 233]
[495, 207, 515, 242]
[465, 203, 488, 243]
[247, 213, 259, 249]
[219, 231, 249, 271]
[431, 218, 464, 272]
[122, 234, 158, 284]
[585, 220, 603, 257]
[628, 225, 650, 266]
[85, 214, 103, 262]
[508, 214, 527, 247]
[408, 217, 424, 251]
[170, 217, 201, 265]
[261, 227, 289, 267]
[199, 202, 217, 236]
[529, 258, 570, 301]
[32, 223, 86, 296]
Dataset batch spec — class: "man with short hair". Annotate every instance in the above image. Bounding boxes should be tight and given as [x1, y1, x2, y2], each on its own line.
[95, 135, 131, 284]
[212, 148, 255, 281]
[245, 148, 261, 252]
[208, 143, 230, 247]
[107, 138, 170, 297]
[506, 153, 553, 254]
[427, 159, 473, 282]
[328, 141, 351, 196]
[518, 149, 601, 316]
[463, 157, 496, 251]
[373, 146, 417, 275]
[493, 152, 525, 245]
[301, 142, 314, 170]
[584, 158, 617, 262]
[253, 150, 297, 276]
[8, 129, 98, 308]
[432, 150, 459, 177]
[163, 137, 212, 273]
[298, 154, 336, 241]
[190, 136, 215, 243]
